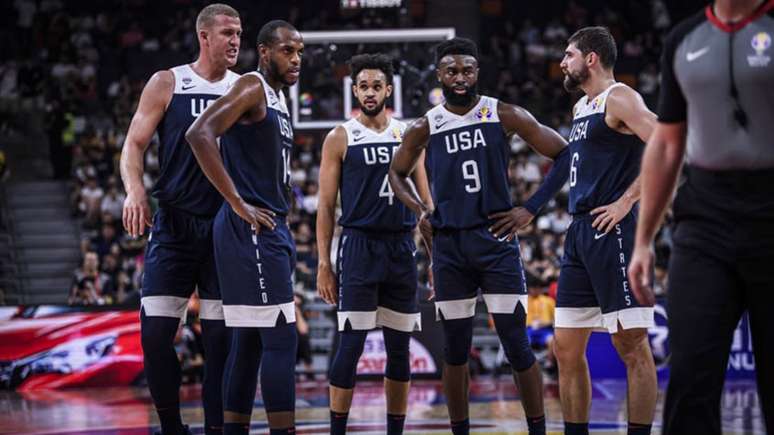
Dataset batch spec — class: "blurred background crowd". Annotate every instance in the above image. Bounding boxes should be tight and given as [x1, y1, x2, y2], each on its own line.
[0, 0, 692, 371]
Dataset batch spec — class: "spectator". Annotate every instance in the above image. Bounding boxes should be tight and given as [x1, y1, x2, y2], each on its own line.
[69, 251, 112, 305]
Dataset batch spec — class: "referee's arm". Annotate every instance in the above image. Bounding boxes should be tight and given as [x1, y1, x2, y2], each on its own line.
[628, 24, 689, 305]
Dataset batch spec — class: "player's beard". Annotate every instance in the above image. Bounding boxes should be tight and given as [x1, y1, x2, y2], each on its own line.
[359, 98, 386, 117]
[563, 66, 590, 92]
[442, 81, 477, 107]
[266, 57, 295, 87]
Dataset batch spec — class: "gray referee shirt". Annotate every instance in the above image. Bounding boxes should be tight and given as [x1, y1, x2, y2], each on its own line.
[657, 1, 774, 170]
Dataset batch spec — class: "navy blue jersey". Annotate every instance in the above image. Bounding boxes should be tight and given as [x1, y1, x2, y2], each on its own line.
[424, 96, 512, 229]
[567, 83, 644, 214]
[337, 117, 415, 232]
[220, 71, 294, 215]
[153, 64, 240, 217]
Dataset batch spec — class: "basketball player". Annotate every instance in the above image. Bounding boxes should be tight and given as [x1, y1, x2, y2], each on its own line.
[119, 4, 241, 434]
[316, 53, 433, 435]
[389, 37, 571, 435]
[185, 20, 302, 435]
[554, 27, 657, 435]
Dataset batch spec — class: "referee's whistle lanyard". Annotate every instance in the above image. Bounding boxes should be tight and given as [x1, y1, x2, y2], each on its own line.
[727, 31, 749, 129]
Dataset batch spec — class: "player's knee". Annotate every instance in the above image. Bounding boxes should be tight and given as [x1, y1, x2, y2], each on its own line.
[492, 312, 535, 372]
[611, 328, 649, 366]
[383, 328, 411, 382]
[553, 334, 584, 367]
[329, 329, 368, 389]
[140, 313, 179, 352]
[442, 317, 473, 366]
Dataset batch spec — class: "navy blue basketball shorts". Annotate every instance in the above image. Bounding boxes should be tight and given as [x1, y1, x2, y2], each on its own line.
[431, 226, 528, 320]
[556, 211, 654, 333]
[141, 205, 224, 321]
[335, 228, 420, 332]
[213, 204, 296, 328]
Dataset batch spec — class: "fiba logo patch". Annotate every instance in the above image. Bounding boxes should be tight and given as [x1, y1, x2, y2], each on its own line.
[748, 32, 771, 67]
[391, 127, 402, 140]
[476, 105, 492, 121]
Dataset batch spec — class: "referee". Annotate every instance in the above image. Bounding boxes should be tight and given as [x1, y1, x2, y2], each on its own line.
[628, 0, 774, 434]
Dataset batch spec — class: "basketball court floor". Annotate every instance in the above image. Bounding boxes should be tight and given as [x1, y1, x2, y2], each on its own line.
[0, 377, 765, 434]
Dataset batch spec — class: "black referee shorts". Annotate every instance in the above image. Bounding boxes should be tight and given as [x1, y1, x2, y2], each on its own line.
[663, 166, 774, 435]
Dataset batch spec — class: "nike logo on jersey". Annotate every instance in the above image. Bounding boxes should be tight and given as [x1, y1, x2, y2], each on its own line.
[182, 84, 196, 91]
[435, 120, 449, 129]
[353, 135, 365, 142]
[686, 46, 709, 62]
[594, 232, 607, 240]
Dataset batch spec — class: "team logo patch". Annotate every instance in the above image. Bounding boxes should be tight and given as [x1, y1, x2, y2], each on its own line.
[748, 32, 771, 67]
[352, 129, 361, 137]
[182, 77, 192, 85]
[476, 105, 492, 121]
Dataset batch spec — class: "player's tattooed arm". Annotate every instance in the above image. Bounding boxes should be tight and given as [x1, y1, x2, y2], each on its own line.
[591, 87, 657, 233]
[120, 70, 173, 237]
[389, 117, 432, 217]
[315, 126, 347, 305]
[186, 74, 276, 232]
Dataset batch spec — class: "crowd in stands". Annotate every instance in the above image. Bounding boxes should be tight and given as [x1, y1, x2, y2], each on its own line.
[2, 0, 675, 314]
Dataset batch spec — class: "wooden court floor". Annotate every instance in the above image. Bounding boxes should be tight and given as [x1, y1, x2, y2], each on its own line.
[0, 378, 765, 434]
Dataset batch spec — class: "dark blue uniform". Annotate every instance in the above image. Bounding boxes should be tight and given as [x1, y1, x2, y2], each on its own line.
[555, 83, 654, 333]
[214, 71, 296, 327]
[424, 96, 527, 320]
[142, 64, 239, 320]
[335, 118, 420, 332]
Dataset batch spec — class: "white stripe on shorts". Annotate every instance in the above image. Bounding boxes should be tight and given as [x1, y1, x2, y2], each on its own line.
[434, 296, 477, 321]
[337, 311, 377, 331]
[222, 302, 296, 328]
[199, 299, 225, 320]
[377, 306, 421, 332]
[482, 294, 528, 315]
[555, 306, 655, 333]
[141, 296, 189, 319]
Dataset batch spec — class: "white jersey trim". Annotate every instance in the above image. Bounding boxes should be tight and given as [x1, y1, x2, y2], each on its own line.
[342, 117, 407, 146]
[170, 64, 240, 96]
[246, 71, 290, 115]
[571, 82, 627, 120]
[426, 96, 500, 135]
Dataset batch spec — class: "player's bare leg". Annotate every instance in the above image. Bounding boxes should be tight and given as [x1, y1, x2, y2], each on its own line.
[554, 327, 593, 423]
[611, 325, 657, 428]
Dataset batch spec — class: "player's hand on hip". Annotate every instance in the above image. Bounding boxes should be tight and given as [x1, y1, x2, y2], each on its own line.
[628, 243, 656, 306]
[122, 189, 152, 238]
[426, 265, 435, 301]
[590, 198, 633, 233]
[231, 199, 276, 233]
[316, 263, 337, 305]
[488, 207, 534, 241]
